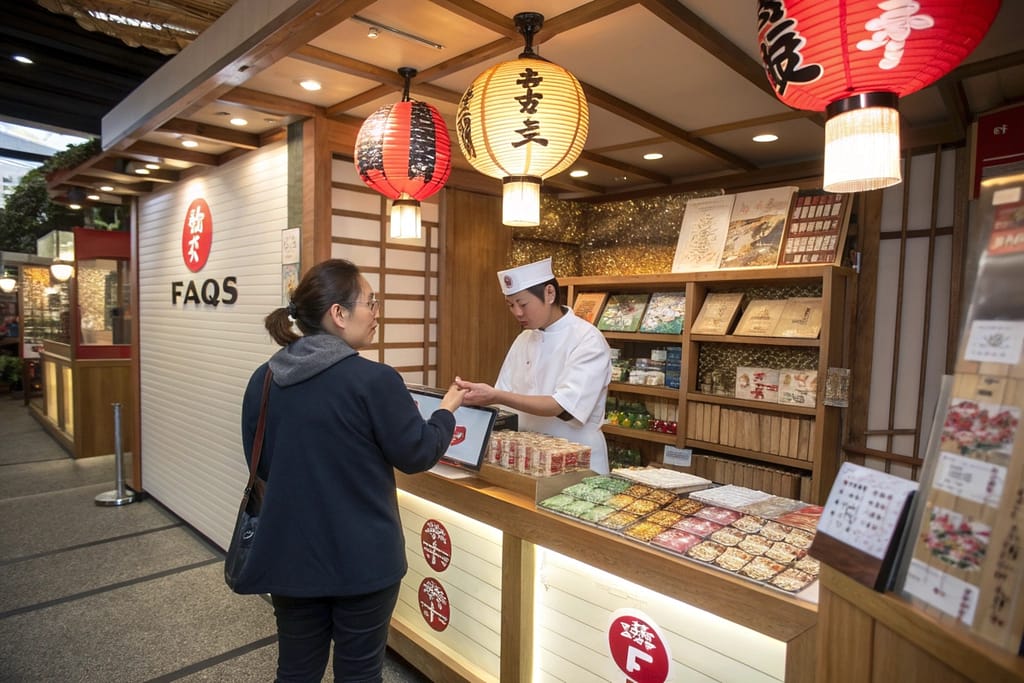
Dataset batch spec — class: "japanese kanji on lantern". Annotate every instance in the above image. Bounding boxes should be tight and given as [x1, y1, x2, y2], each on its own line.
[456, 12, 589, 227]
[757, 0, 1001, 193]
[354, 67, 452, 239]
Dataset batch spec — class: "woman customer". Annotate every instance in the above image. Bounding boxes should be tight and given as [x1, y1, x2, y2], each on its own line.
[238, 258, 465, 682]
[456, 257, 612, 473]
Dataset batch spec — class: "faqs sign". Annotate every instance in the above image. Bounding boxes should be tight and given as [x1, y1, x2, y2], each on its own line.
[171, 198, 238, 306]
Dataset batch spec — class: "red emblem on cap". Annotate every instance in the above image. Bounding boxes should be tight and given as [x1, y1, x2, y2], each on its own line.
[503, 274, 513, 289]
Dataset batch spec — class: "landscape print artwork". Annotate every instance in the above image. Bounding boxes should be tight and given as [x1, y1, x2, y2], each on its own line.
[672, 194, 735, 273]
[718, 187, 798, 269]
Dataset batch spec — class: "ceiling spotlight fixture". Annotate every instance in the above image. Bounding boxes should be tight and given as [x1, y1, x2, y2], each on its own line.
[458, 12, 588, 227]
[13, 55, 33, 64]
[145, 162, 160, 170]
[181, 139, 199, 148]
[99, 185, 114, 192]
[0, 270, 15, 293]
[569, 170, 589, 178]
[350, 14, 443, 50]
[230, 117, 248, 126]
[752, 133, 779, 143]
[643, 152, 663, 160]
[298, 79, 322, 91]
[86, 193, 100, 201]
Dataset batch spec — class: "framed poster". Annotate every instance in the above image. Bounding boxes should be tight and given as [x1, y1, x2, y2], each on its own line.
[639, 292, 686, 334]
[572, 292, 608, 325]
[671, 194, 735, 272]
[778, 192, 851, 266]
[597, 294, 650, 332]
[718, 187, 797, 269]
[690, 292, 743, 335]
[733, 299, 787, 337]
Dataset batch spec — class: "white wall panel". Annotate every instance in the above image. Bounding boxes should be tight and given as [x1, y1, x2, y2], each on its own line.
[534, 549, 785, 682]
[138, 141, 286, 548]
[396, 492, 502, 680]
[332, 213, 380, 240]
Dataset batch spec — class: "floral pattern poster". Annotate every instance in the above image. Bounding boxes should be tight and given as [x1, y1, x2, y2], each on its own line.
[671, 194, 735, 273]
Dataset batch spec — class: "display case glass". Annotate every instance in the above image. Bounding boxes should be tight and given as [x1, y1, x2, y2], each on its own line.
[78, 258, 130, 345]
[21, 266, 70, 347]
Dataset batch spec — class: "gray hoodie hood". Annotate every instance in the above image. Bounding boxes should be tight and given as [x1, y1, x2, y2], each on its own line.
[268, 333, 358, 387]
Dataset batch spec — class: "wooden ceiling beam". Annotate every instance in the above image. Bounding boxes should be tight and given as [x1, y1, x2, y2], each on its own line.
[326, 83, 396, 118]
[216, 87, 322, 118]
[579, 150, 672, 184]
[583, 82, 757, 171]
[641, 0, 774, 99]
[119, 141, 221, 166]
[292, 45, 403, 85]
[426, 0, 519, 40]
[157, 119, 261, 149]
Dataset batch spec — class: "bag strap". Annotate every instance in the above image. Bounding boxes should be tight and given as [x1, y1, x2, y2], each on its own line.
[246, 368, 273, 489]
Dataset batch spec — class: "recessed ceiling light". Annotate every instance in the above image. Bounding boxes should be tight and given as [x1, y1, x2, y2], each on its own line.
[145, 162, 160, 170]
[181, 139, 199, 148]
[643, 152, 663, 160]
[299, 79, 322, 91]
[134, 167, 150, 175]
[13, 55, 33, 64]
[86, 193, 100, 201]
[569, 169, 589, 178]
[69, 203, 81, 210]
[99, 185, 114, 192]
[753, 133, 779, 143]
[617, 175, 629, 182]
[230, 117, 248, 126]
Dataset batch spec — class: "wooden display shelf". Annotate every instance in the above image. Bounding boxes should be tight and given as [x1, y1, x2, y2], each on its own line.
[607, 381, 679, 399]
[602, 331, 681, 343]
[686, 392, 818, 416]
[602, 423, 678, 444]
[565, 265, 853, 504]
[691, 333, 820, 347]
[685, 439, 814, 472]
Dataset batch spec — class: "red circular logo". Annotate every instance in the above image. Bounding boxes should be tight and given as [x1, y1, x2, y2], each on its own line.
[417, 578, 450, 632]
[607, 609, 671, 683]
[421, 519, 452, 572]
[181, 198, 213, 272]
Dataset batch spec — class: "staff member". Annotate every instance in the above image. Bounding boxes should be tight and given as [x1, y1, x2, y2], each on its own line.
[456, 257, 613, 473]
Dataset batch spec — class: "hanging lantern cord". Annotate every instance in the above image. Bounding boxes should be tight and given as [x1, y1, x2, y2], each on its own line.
[397, 66, 417, 102]
[514, 12, 544, 57]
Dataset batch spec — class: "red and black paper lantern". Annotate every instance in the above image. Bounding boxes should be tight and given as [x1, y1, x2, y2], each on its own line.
[757, 0, 1001, 192]
[355, 68, 452, 238]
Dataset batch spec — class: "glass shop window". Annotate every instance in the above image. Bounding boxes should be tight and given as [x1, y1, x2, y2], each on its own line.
[78, 258, 131, 345]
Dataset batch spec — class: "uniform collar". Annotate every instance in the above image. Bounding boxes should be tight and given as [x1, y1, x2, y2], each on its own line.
[538, 306, 573, 334]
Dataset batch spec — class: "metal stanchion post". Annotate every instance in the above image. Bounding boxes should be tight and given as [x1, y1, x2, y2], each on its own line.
[95, 402, 135, 506]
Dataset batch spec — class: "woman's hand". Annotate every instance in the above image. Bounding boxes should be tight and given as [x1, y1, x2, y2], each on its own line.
[453, 377, 497, 406]
[440, 381, 468, 413]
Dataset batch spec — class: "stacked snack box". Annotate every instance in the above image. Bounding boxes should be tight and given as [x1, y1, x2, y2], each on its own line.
[487, 430, 592, 476]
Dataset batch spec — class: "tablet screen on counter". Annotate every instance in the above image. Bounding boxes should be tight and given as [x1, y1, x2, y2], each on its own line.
[407, 385, 497, 471]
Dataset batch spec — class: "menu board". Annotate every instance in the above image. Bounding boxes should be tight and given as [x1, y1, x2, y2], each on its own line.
[811, 462, 918, 590]
[778, 191, 851, 266]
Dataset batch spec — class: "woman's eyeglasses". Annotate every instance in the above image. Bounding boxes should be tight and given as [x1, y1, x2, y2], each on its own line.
[344, 293, 379, 313]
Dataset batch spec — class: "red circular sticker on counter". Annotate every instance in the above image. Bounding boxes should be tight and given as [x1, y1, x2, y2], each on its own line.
[607, 609, 671, 683]
[418, 578, 450, 632]
[421, 519, 452, 572]
[181, 198, 212, 272]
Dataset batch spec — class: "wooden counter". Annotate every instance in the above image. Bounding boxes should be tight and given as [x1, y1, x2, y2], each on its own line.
[817, 564, 1024, 683]
[394, 470, 817, 682]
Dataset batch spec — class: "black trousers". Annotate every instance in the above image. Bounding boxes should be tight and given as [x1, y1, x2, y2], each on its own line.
[270, 582, 401, 683]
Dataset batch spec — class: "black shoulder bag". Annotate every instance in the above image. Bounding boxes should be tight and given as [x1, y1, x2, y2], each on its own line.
[224, 368, 273, 592]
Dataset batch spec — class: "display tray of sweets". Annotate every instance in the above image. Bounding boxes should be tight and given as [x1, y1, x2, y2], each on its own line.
[690, 484, 774, 509]
[690, 486, 824, 532]
[611, 466, 713, 491]
[539, 483, 820, 594]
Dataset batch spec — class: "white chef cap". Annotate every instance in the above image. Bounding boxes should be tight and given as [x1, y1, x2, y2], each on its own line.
[497, 257, 555, 296]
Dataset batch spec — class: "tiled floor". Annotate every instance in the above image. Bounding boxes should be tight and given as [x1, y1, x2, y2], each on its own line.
[0, 392, 431, 682]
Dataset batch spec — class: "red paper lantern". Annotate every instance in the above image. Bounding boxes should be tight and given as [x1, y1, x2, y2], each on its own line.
[757, 0, 1001, 192]
[355, 68, 452, 237]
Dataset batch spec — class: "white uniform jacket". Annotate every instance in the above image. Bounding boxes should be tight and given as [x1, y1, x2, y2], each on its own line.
[496, 307, 613, 473]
